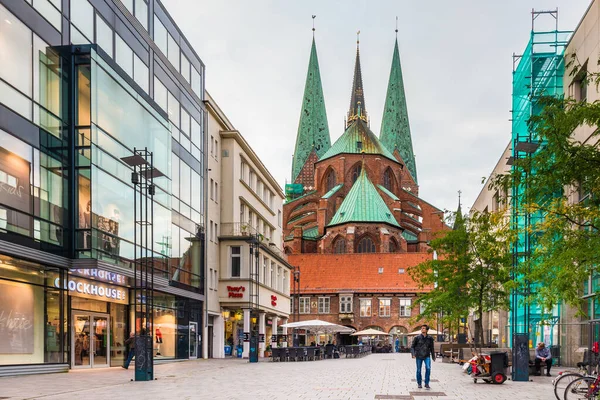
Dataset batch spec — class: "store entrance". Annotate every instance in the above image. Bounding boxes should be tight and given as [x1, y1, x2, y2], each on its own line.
[72, 312, 110, 368]
[189, 322, 198, 359]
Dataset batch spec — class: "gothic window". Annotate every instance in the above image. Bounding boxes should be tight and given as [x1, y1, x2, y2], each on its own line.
[351, 164, 362, 183]
[389, 238, 399, 253]
[356, 236, 376, 253]
[325, 169, 336, 192]
[333, 237, 346, 254]
[383, 168, 394, 191]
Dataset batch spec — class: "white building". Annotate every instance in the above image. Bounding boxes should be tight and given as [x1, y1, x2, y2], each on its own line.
[205, 93, 292, 359]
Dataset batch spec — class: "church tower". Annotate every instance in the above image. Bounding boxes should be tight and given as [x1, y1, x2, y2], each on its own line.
[290, 35, 331, 189]
[379, 36, 417, 185]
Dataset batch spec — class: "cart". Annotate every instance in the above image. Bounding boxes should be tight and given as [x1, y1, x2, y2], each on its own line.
[471, 352, 509, 384]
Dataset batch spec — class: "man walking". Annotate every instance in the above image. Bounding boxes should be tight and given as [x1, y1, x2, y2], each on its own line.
[411, 324, 436, 389]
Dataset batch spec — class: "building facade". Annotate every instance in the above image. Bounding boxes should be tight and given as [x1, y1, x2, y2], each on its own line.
[0, 0, 206, 375]
[205, 93, 292, 359]
[284, 35, 447, 346]
[469, 142, 511, 347]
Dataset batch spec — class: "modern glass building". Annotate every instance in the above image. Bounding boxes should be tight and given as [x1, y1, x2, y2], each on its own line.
[0, 0, 206, 375]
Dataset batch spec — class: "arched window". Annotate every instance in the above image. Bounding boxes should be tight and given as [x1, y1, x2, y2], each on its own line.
[325, 169, 336, 192]
[356, 236, 376, 253]
[389, 238, 399, 253]
[351, 164, 362, 183]
[333, 237, 346, 254]
[383, 168, 394, 191]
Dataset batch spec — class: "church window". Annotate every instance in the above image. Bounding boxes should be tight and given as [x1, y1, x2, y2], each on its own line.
[356, 236, 376, 253]
[351, 164, 362, 183]
[325, 169, 336, 192]
[333, 237, 346, 254]
[383, 168, 394, 191]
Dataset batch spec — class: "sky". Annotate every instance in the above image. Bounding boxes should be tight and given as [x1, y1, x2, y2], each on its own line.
[162, 0, 591, 213]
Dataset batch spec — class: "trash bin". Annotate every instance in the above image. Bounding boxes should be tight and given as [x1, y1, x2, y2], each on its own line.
[489, 352, 508, 384]
[236, 345, 243, 358]
[224, 345, 232, 356]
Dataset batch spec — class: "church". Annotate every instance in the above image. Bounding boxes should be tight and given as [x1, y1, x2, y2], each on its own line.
[283, 31, 448, 344]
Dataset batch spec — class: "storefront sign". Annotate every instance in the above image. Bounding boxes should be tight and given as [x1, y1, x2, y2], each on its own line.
[271, 295, 277, 307]
[54, 277, 128, 304]
[69, 269, 129, 286]
[259, 334, 265, 343]
[227, 286, 245, 298]
[0, 282, 34, 354]
[243, 332, 249, 342]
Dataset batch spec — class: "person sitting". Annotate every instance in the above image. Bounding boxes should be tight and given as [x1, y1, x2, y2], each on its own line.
[534, 342, 552, 376]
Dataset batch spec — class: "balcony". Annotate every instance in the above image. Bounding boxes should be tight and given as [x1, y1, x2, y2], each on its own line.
[220, 222, 287, 260]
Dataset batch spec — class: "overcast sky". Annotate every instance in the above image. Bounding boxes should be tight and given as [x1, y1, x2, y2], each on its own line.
[163, 0, 590, 213]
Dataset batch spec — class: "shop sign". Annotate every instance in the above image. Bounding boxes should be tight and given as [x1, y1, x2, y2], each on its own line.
[227, 285, 245, 298]
[271, 295, 277, 307]
[54, 277, 128, 304]
[259, 334, 265, 343]
[243, 332, 250, 342]
[69, 269, 128, 286]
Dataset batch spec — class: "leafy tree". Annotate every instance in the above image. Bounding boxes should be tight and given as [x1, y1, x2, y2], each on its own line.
[410, 209, 512, 347]
[492, 87, 600, 310]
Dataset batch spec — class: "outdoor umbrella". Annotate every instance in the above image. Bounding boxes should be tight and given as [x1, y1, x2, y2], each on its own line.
[280, 320, 355, 334]
[351, 328, 392, 336]
[407, 329, 440, 335]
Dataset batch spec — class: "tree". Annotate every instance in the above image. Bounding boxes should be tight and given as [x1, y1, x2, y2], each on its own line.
[409, 209, 512, 347]
[492, 88, 600, 310]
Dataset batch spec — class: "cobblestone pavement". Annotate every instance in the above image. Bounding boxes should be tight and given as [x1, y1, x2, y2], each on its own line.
[0, 353, 560, 400]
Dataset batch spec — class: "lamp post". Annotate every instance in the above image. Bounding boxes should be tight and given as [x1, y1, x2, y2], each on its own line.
[292, 266, 301, 347]
[121, 148, 163, 382]
[245, 233, 260, 363]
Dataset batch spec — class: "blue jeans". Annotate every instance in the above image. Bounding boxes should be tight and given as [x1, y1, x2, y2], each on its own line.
[416, 357, 431, 385]
[123, 348, 134, 369]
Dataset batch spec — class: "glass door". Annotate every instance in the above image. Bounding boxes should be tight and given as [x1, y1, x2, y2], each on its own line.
[73, 314, 91, 368]
[72, 313, 110, 368]
[189, 322, 198, 359]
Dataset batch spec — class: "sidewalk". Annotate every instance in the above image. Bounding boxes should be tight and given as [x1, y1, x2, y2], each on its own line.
[0, 354, 558, 400]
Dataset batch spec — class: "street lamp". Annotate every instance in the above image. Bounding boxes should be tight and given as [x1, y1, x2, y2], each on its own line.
[121, 148, 163, 382]
[292, 266, 301, 347]
[245, 233, 260, 363]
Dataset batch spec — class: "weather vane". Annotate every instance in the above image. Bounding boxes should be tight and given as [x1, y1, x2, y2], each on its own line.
[312, 15, 316, 34]
[395, 16, 398, 34]
[357, 30, 360, 44]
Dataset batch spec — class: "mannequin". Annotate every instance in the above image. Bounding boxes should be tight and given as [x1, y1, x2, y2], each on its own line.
[155, 325, 163, 356]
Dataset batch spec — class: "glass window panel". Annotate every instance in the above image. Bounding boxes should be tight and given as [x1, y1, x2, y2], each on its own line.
[179, 132, 190, 152]
[32, 0, 61, 31]
[95, 15, 113, 58]
[180, 54, 190, 83]
[180, 108, 190, 138]
[153, 14, 167, 55]
[180, 161, 191, 205]
[71, 0, 93, 41]
[0, 80, 32, 120]
[133, 54, 148, 93]
[171, 154, 179, 198]
[153, 76, 167, 111]
[191, 170, 200, 211]
[115, 34, 133, 77]
[167, 33, 179, 72]
[134, 0, 147, 30]
[191, 117, 201, 148]
[167, 91, 179, 128]
[0, 6, 33, 96]
[191, 67, 201, 98]
[191, 145, 200, 161]
[70, 24, 90, 45]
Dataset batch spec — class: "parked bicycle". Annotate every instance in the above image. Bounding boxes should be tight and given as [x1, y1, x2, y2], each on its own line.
[553, 361, 594, 400]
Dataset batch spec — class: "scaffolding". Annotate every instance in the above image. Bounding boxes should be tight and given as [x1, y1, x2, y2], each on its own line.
[509, 9, 571, 377]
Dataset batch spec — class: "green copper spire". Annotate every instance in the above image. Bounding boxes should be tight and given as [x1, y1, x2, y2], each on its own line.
[380, 38, 417, 183]
[291, 37, 331, 183]
[347, 35, 368, 127]
[328, 165, 399, 228]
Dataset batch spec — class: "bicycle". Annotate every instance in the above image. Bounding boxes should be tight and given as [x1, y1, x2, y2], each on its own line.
[564, 375, 599, 400]
[554, 361, 595, 400]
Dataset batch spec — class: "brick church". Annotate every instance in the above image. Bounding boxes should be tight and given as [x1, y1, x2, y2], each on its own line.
[283, 33, 448, 345]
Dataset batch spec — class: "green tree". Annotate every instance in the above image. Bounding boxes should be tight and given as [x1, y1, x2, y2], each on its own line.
[410, 209, 512, 347]
[492, 90, 600, 310]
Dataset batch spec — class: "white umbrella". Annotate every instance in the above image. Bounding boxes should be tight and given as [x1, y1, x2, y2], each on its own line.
[407, 329, 440, 336]
[351, 328, 392, 336]
[280, 320, 355, 334]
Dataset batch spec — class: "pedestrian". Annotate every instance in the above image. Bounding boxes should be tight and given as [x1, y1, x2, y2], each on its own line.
[395, 337, 400, 353]
[534, 342, 552, 376]
[122, 332, 135, 369]
[411, 324, 436, 390]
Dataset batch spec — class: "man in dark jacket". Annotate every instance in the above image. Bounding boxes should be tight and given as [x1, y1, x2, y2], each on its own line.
[411, 324, 435, 389]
